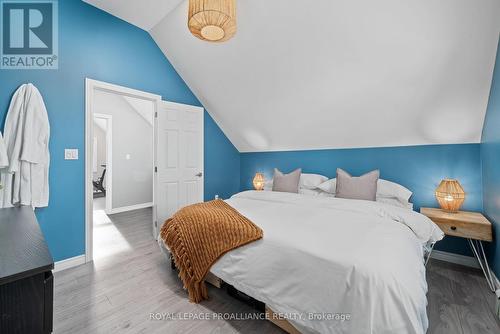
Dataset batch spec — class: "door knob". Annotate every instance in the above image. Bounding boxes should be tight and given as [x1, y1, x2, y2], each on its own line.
[196, 172, 203, 177]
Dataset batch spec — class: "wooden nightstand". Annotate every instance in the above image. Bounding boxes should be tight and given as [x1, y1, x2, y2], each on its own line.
[420, 207, 496, 292]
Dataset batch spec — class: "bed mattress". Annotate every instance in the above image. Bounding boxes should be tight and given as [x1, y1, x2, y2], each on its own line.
[208, 190, 443, 334]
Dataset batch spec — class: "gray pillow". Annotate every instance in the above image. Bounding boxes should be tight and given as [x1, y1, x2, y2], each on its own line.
[335, 168, 380, 201]
[272, 168, 302, 193]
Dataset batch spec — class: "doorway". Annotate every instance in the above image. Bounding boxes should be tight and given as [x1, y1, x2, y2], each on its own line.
[85, 79, 205, 264]
[92, 113, 111, 212]
[85, 79, 160, 262]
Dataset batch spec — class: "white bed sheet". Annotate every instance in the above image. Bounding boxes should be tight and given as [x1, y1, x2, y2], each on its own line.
[210, 190, 443, 334]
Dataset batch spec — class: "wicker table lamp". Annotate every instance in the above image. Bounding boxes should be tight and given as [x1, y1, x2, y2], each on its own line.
[435, 179, 465, 213]
[253, 173, 265, 191]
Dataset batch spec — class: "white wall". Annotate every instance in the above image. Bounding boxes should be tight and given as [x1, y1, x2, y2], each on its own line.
[93, 119, 107, 183]
[94, 90, 153, 209]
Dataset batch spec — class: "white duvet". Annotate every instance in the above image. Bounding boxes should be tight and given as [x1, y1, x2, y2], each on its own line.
[210, 190, 443, 334]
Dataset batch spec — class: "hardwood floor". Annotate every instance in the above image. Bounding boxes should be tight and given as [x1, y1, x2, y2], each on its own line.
[426, 259, 500, 334]
[54, 208, 500, 334]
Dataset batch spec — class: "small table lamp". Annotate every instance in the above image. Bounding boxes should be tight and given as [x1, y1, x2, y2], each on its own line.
[253, 173, 265, 191]
[435, 179, 465, 213]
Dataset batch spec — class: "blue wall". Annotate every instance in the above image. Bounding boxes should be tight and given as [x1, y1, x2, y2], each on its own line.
[204, 115, 240, 200]
[240, 144, 483, 255]
[481, 38, 500, 277]
[0, 0, 491, 265]
[0, 0, 239, 262]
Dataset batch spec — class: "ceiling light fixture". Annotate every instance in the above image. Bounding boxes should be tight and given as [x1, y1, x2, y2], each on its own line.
[188, 0, 236, 42]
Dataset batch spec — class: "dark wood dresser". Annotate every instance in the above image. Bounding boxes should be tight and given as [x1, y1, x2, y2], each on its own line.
[0, 206, 54, 334]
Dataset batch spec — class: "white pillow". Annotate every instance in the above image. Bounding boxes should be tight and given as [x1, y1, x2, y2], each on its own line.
[316, 178, 337, 193]
[377, 179, 412, 202]
[265, 173, 328, 191]
[316, 178, 412, 202]
[299, 173, 328, 190]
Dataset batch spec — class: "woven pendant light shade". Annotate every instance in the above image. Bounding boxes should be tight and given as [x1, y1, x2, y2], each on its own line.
[253, 173, 265, 191]
[435, 179, 465, 213]
[188, 0, 236, 42]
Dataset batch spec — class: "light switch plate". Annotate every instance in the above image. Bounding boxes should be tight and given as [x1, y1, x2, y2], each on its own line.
[65, 149, 79, 160]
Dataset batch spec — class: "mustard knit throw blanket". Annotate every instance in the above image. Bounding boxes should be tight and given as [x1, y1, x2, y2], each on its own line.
[160, 199, 263, 303]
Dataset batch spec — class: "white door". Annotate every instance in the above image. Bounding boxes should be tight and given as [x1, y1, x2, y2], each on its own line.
[154, 101, 204, 237]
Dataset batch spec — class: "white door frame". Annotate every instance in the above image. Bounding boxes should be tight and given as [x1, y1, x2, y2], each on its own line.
[85, 78, 161, 263]
[93, 113, 112, 214]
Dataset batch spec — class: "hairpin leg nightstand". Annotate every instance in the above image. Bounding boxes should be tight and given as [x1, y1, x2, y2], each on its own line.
[467, 238, 496, 292]
[420, 207, 497, 292]
[423, 241, 436, 266]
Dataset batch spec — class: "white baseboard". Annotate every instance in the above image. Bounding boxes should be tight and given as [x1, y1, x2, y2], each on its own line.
[430, 250, 480, 269]
[54, 254, 86, 272]
[107, 202, 153, 214]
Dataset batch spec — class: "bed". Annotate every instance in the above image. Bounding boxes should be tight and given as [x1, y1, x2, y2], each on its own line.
[162, 190, 443, 334]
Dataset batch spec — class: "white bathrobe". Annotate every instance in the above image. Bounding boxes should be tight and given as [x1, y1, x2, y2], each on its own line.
[0, 132, 8, 168]
[0, 84, 50, 208]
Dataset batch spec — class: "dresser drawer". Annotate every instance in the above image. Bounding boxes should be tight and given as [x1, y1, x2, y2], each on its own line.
[432, 217, 492, 241]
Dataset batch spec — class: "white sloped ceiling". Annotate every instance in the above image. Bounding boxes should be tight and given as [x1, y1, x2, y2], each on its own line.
[84, 0, 500, 152]
[82, 0, 183, 31]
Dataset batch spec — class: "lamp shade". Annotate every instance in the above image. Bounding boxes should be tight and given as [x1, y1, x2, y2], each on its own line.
[435, 179, 465, 213]
[188, 0, 236, 42]
[253, 173, 265, 191]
